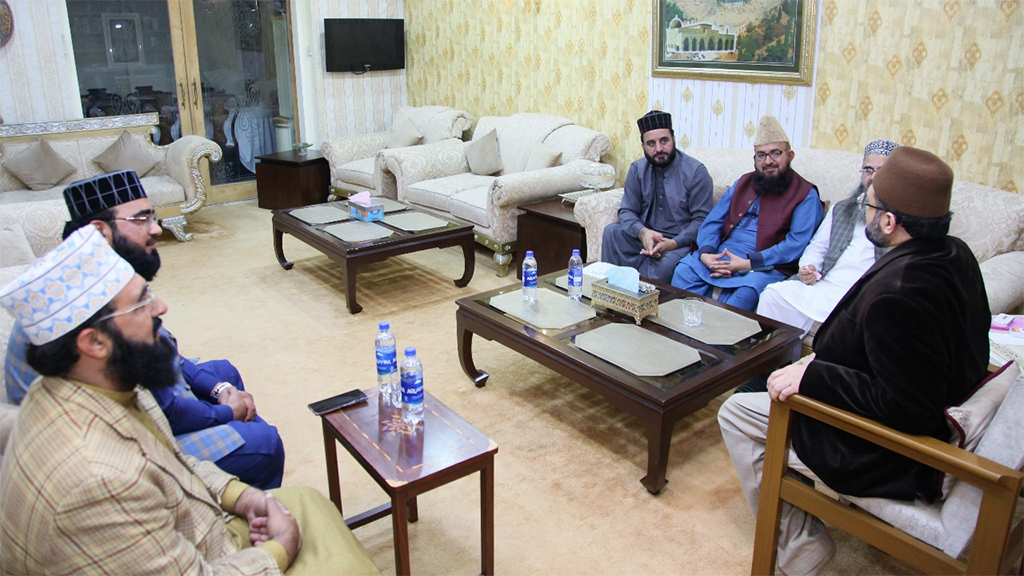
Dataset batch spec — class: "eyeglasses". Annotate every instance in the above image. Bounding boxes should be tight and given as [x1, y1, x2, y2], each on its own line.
[860, 167, 878, 175]
[857, 193, 884, 212]
[109, 212, 157, 226]
[753, 149, 785, 162]
[93, 285, 157, 325]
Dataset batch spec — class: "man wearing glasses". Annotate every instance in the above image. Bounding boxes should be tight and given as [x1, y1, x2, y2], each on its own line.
[755, 139, 898, 338]
[718, 147, 989, 575]
[0, 227, 379, 574]
[669, 115, 823, 311]
[4, 170, 284, 489]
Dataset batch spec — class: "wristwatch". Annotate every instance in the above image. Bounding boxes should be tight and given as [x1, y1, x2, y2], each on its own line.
[211, 381, 234, 400]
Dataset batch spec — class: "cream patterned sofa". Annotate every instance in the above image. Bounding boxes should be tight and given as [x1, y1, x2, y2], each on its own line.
[385, 113, 612, 276]
[0, 114, 222, 243]
[575, 147, 1024, 314]
[320, 105, 473, 199]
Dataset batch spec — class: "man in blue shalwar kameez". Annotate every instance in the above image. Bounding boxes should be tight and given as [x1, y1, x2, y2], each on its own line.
[670, 115, 823, 311]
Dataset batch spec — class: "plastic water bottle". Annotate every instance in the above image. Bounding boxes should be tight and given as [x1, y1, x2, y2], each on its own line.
[400, 346, 424, 426]
[375, 321, 400, 407]
[568, 249, 583, 301]
[522, 250, 538, 303]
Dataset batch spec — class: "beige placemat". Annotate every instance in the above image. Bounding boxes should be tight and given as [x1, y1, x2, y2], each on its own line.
[289, 204, 351, 224]
[554, 274, 596, 299]
[383, 212, 451, 232]
[649, 299, 762, 345]
[345, 197, 407, 213]
[323, 221, 394, 244]
[489, 288, 596, 329]
[575, 323, 701, 377]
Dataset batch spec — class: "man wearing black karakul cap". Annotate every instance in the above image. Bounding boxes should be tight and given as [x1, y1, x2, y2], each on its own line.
[6, 169, 286, 490]
[599, 110, 714, 283]
[718, 147, 991, 575]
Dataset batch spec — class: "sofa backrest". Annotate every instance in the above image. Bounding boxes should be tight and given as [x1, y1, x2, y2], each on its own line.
[543, 124, 612, 165]
[686, 146, 1024, 264]
[471, 113, 610, 175]
[393, 106, 473, 145]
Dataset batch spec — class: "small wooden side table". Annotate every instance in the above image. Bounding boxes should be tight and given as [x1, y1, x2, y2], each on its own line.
[516, 198, 587, 279]
[255, 149, 330, 210]
[320, 388, 497, 575]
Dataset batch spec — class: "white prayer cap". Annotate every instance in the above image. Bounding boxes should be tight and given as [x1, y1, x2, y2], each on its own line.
[0, 227, 135, 345]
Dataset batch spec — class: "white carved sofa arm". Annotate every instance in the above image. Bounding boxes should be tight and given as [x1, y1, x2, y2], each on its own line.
[383, 140, 469, 202]
[322, 132, 391, 189]
[164, 135, 223, 214]
[573, 188, 624, 263]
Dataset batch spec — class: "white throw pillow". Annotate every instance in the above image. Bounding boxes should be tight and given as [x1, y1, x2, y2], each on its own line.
[466, 129, 502, 176]
[938, 360, 1020, 499]
[524, 142, 561, 171]
[92, 130, 159, 176]
[387, 118, 424, 149]
[0, 224, 35, 267]
[2, 138, 76, 191]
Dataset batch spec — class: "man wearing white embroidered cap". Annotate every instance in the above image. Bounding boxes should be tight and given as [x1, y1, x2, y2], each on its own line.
[0, 227, 379, 575]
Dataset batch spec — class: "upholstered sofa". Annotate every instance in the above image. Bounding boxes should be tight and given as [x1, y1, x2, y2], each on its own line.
[320, 105, 473, 199]
[575, 147, 1024, 315]
[0, 114, 222, 243]
[385, 113, 613, 276]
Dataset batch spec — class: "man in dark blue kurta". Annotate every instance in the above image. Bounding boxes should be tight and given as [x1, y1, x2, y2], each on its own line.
[601, 110, 714, 283]
[670, 115, 823, 311]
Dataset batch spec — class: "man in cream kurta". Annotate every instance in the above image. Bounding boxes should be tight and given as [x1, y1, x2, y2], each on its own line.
[756, 139, 897, 337]
[0, 227, 379, 576]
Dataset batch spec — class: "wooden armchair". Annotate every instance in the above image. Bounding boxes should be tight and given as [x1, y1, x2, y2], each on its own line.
[752, 377, 1024, 575]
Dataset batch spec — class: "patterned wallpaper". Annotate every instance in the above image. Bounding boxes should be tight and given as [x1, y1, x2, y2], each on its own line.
[403, 0, 650, 185]
[311, 0, 407, 141]
[812, 0, 1023, 193]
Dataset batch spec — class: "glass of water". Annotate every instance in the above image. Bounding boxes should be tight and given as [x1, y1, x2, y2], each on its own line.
[682, 297, 703, 327]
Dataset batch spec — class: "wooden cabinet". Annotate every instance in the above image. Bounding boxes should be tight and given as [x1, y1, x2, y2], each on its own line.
[515, 199, 587, 279]
[255, 150, 330, 210]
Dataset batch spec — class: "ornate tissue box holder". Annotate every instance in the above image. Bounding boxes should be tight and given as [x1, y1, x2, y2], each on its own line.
[590, 278, 659, 325]
[349, 201, 384, 222]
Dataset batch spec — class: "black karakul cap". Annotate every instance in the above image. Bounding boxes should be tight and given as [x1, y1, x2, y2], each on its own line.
[63, 170, 147, 220]
[637, 110, 673, 136]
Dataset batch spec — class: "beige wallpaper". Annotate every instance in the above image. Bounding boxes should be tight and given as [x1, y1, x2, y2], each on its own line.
[404, 0, 650, 185]
[812, 0, 1023, 193]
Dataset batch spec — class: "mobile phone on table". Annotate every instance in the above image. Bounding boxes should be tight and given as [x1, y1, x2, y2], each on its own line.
[307, 389, 369, 415]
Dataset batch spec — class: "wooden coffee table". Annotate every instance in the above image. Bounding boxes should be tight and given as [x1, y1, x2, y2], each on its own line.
[319, 388, 497, 575]
[273, 200, 475, 314]
[456, 271, 802, 494]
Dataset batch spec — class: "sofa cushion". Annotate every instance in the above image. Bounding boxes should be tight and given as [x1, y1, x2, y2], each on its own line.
[337, 157, 376, 189]
[139, 175, 187, 208]
[494, 113, 572, 174]
[387, 118, 424, 149]
[542, 124, 611, 164]
[466, 130, 503, 176]
[3, 138, 76, 191]
[948, 181, 1024, 263]
[92, 130, 159, 176]
[0, 224, 35, 267]
[449, 187, 491, 228]
[405, 173, 496, 213]
[524, 142, 561, 171]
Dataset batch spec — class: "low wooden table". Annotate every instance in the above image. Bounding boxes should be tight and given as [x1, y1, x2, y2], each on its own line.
[273, 200, 475, 314]
[515, 198, 586, 280]
[320, 388, 497, 575]
[255, 150, 330, 209]
[456, 271, 802, 494]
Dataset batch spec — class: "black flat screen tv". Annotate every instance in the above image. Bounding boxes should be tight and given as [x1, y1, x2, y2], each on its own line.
[324, 18, 405, 73]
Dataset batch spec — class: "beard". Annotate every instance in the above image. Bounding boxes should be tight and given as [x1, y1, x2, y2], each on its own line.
[112, 229, 161, 282]
[104, 318, 178, 391]
[644, 146, 677, 168]
[751, 165, 793, 196]
[864, 209, 890, 247]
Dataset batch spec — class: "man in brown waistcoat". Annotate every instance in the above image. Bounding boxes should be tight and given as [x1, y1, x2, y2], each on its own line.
[669, 115, 823, 311]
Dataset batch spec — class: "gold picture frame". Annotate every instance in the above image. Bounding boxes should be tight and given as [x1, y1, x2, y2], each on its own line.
[651, 0, 817, 86]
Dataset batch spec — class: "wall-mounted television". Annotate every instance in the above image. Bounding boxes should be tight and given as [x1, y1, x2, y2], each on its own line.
[324, 18, 405, 73]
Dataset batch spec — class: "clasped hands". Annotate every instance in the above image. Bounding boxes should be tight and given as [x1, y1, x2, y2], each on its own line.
[638, 228, 677, 259]
[699, 249, 751, 278]
[235, 487, 302, 567]
[798, 264, 821, 285]
[219, 385, 257, 422]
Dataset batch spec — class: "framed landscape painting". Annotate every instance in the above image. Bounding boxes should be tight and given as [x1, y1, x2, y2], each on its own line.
[652, 0, 817, 86]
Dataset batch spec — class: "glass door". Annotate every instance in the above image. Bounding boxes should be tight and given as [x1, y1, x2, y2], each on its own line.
[67, 0, 297, 203]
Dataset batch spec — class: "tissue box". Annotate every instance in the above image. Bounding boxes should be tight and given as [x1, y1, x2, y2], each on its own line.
[590, 278, 659, 325]
[349, 201, 384, 222]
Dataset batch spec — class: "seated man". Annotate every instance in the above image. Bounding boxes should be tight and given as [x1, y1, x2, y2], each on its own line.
[718, 147, 990, 575]
[757, 139, 898, 337]
[0, 227, 380, 575]
[601, 110, 713, 283]
[5, 170, 284, 489]
[670, 115, 823, 311]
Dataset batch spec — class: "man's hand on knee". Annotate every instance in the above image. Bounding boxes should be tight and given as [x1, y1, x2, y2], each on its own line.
[767, 362, 809, 402]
